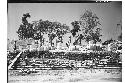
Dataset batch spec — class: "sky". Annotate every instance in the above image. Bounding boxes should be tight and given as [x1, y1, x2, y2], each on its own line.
[8, 2, 122, 42]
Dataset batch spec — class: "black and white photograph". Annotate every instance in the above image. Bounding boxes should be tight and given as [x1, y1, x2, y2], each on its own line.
[7, 0, 122, 82]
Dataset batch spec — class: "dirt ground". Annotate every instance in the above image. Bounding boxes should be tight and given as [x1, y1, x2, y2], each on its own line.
[8, 68, 122, 83]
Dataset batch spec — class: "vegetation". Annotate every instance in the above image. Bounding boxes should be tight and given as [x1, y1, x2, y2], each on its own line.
[17, 10, 102, 46]
[80, 10, 102, 44]
[17, 13, 70, 47]
[71, 10, 102, 45]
